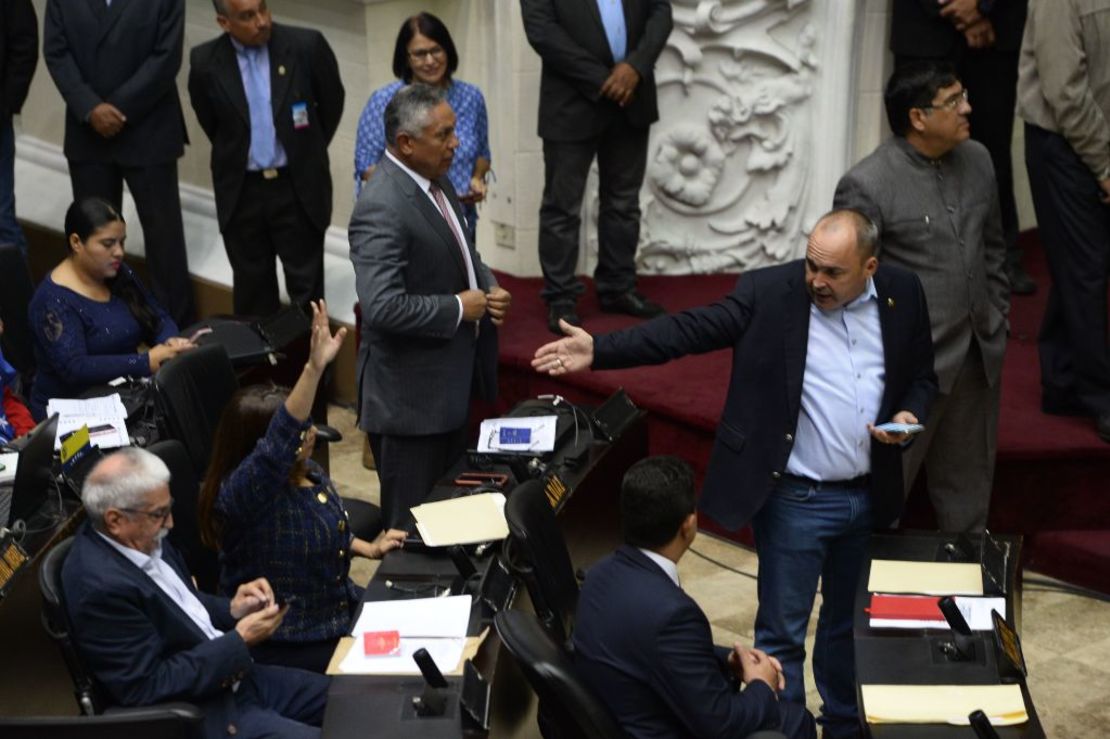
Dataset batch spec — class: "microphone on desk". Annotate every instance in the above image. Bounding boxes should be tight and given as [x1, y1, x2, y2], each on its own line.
[937, 596, 977, 661]
[969, 709, 1002, 739]
[411, 647, 450, 717]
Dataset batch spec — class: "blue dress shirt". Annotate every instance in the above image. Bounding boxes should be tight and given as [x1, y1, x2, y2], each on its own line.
[786, 279, 885, 481]
[596, 0, 627, 62]
[231, 38, 287, 171]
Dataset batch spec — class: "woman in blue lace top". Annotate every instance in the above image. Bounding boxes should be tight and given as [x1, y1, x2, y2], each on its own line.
[28, 199, 193, 419]
[354, 12, 491, 242]
[198, 300, 406, 674]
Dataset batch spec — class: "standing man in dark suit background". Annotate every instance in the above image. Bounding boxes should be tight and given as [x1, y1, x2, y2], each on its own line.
[44, 0, 195, 326]
[575, 455, 817, 739]
[521, 0, 673, 334]
[535, 210, 937, 737]
[350, 85, 511, 529]
[891, 0, 1032, 294]
[189, 0, 344, 318]
[0, 0, 37, 255]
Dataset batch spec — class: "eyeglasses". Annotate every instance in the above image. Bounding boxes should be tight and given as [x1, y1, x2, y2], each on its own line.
[408, 46, 445, 62]
[120, 498, 175, 525]
[922, 88, 969, 112]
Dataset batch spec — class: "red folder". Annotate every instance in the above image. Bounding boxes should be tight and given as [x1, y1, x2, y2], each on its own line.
[866, 594, 945, 622]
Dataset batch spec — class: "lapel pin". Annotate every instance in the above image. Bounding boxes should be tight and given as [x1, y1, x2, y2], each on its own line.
[887, 298, 895, 308]
[278, 65, 286, 76]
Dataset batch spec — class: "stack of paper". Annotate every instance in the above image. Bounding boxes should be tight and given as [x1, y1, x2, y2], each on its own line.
[867, 594, 1005, 630]
[338, 595, 472, 676]
[46, 395, 130, 451]
[861, 684, 1027, 725]
[867, 559, 984, 595]
[410, 493, 509, 546]
[0, 451, 17, 485]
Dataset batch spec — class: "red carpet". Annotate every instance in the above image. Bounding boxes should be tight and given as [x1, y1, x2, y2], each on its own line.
[492, 232, 1110, 591]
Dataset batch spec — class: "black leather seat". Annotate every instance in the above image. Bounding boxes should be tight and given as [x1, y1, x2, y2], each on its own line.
[38, 537, 203, 738]
[503, 479, 579, 646]
[153, 343, 239, 477]
[149, 439, 220, 594]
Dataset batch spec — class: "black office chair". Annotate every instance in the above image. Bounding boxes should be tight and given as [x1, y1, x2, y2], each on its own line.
[148, 439, 220, 594]
[503, 479, 580, 646]
[495, 609, 624, 739]
[39, 537, 205, 738]
[0, 242, 37, 394]
[153, 343, 239, 476]
[0, 706, 203, 739]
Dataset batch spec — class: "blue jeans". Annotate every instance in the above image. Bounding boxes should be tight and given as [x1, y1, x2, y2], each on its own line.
[752, 477, 872, 739]
[0, 118, 27, 254]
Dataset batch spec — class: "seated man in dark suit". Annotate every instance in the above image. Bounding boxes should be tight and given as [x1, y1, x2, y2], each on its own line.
[62, 447, 330, 739]
[574, 456, 816, 739]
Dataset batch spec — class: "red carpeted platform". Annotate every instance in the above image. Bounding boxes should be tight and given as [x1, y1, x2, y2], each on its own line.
[492, 232, 1110, 592]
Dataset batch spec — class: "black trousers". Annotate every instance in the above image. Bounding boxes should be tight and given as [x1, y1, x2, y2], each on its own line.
[368, 424, 468, 530]
[538, 117, 649, 304]
[896, 49, 1021, 265]
[1024, 123, 1110, 417]
[222, 172, 325, 318]
[69, 160, 195, 326]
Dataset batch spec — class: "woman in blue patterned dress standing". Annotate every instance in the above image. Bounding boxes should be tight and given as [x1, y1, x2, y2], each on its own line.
[354, 12, 491, 243]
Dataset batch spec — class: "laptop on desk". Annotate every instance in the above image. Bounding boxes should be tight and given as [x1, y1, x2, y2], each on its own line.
[0, 413, 60, 529]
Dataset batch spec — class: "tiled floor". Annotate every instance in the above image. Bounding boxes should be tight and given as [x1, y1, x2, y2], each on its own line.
[327, 403, 1110, 738]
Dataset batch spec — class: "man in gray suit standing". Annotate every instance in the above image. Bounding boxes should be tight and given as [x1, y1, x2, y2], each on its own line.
[834, 62, 1009, 532]
[350, 84, 511, 528]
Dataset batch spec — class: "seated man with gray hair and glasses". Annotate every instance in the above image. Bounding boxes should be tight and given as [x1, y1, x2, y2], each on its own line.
[62, 447, 330, 739]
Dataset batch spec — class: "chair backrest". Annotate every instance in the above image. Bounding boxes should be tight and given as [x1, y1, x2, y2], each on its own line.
[148, 439, 219, 594]
[494, 609, 624, 739]
[153, 343, 238, 476]
[503, 479, 579, 645]
[0, 242, 37, 387]
[38, 537, 107, 715]
[0, 704, 204, 739]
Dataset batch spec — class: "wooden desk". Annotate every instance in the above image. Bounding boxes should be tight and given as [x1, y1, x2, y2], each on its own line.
[321, 408, 647, 739]
[854, 532, 1044, 738]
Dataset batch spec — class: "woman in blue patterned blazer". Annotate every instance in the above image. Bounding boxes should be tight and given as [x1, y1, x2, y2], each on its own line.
[198, 300, 406, 674]
[354, 12, 491, 243]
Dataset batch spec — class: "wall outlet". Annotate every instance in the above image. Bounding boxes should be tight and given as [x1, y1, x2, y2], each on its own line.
[493, 222, 515, 250]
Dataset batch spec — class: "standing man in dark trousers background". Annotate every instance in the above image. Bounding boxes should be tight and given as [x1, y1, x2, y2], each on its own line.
[891, 0, 1033, 295]
[44, 0, 195, 326]
[521, 0, 673, 334]
[189, 0, 344, 318]
[0, 0, 37, 256]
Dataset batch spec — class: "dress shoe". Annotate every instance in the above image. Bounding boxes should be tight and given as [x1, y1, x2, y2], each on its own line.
[1007, 265, 1037, 296]
[599, 290, 665, 319]
[547, 301, 580, 335]
[1097, 413, 1110, 443]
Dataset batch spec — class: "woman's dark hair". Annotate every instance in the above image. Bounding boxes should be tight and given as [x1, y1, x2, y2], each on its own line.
[64, 197, 162, 342]
[391, 12, 459, 83]
[198, 384, 305, 549]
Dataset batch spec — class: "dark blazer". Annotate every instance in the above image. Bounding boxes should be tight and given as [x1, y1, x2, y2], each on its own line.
[188, 23, 344, 233]
[43, 0, 186, 166]
[520, 0, 673, 141]
[350, 155, 498, 436]
[1, 0, 38, 120]
[574, 546, 782, 738]
[62, 522, 254, 738]
[594, 261, 938, 530]
[891, 0, 1028, 56]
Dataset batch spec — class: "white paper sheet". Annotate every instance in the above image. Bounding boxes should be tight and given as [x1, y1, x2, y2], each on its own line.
[412, 493, 508, 546]
[869, 596, 1006, 630]
[477, 416, 558, 453]
[350, 595, 472, 639]
[0, 452, 17, 484]
[46, 394, 130, 450]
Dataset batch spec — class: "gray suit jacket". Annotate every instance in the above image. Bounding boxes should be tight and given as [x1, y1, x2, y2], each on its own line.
[834, 136, 1009, 394]
[43, 0, 186, 166]
[350, 155, 498, 436]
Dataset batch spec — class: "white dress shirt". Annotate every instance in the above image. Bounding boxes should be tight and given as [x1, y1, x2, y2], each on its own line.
[786, 278, 885, 482]
[639, 548, 681, 588]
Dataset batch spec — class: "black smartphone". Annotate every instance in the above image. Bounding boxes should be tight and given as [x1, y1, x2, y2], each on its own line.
[275, 594, 300, 608]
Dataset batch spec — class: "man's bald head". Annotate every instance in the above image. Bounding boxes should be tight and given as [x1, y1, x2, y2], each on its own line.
[82, 448, 170, 522]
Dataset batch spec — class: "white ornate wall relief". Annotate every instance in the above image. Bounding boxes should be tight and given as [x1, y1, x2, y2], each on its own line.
[584, 0, 866, 276]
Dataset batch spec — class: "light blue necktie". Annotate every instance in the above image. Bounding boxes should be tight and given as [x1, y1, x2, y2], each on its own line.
[596, 0, 627, 62]
[242, 47, 276, 169]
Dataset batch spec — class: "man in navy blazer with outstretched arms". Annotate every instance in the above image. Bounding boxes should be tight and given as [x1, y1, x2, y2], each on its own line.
[535, 209, 937, 737]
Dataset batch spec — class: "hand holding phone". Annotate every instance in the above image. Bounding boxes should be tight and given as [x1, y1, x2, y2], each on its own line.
[873, 422, 924, 435]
